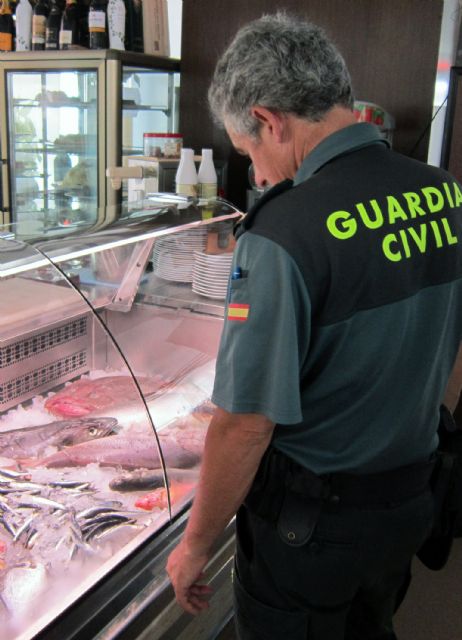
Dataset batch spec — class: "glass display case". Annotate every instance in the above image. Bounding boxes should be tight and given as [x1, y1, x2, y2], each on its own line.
[0, 196, 240, 640]
[0, 51, 180, 233]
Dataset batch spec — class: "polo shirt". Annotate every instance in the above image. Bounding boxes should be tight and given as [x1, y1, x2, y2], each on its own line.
[211, 123, 462, 474]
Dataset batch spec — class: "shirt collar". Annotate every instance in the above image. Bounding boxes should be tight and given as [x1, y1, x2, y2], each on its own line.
[294, 122, 390, 186]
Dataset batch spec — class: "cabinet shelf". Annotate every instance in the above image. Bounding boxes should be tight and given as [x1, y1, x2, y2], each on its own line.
[13, 98, 97, 109]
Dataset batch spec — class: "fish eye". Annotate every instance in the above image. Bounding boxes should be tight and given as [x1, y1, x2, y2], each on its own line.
[88, 427, 98, 436]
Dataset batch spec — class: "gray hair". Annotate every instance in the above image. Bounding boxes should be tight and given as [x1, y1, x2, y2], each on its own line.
[208, 12, 354, 138]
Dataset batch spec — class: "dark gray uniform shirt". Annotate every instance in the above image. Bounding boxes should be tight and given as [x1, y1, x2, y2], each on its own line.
[212, 123, 462, 474]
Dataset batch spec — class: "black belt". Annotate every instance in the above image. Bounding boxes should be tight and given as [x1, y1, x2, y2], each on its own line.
[244, 448, 437, 547]
[246, 447, 436, 514]
[320, 460, 435, 507]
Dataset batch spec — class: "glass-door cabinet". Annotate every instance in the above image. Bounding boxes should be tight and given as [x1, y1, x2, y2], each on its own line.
[0, 51, 180, 234]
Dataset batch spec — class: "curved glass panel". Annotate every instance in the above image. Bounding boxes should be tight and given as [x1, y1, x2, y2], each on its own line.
[0, 197, 240, 638]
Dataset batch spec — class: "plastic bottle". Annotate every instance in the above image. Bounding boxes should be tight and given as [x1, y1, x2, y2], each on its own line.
[198, 148, 217, 200]
[175, 148, 198, 197]
[15, 0, 33, 50]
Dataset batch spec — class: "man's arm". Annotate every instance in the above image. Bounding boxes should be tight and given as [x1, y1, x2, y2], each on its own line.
[166, 407, 275, 614]
[443, 343, 462, 413]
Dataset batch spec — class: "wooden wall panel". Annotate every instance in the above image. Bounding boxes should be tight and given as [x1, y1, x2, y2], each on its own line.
[180, 0, 443, 209]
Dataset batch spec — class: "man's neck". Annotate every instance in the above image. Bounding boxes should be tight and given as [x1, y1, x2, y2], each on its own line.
[292, 107, 357, 170]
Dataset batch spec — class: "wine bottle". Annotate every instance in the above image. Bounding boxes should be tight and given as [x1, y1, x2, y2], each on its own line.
[0, 0, 15, 51]
[59, 0, 79, 49]
[45, 0, 62, 49]
[31, 0, 49, 50]
[88, 0, 107, 49]
[132, 0, 142, 51]
[77, 0, 88, 48]
[14, 0, 33, 50]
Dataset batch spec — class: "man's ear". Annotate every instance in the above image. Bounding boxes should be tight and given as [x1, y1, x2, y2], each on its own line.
[250, 106, 286, 142]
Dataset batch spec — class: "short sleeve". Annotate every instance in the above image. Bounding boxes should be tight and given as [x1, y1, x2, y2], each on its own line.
[211, 232, 311, 424]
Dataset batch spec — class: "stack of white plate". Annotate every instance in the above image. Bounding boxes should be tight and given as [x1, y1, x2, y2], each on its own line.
[152, 228, 207, 282]
[192, 251, 234, 299]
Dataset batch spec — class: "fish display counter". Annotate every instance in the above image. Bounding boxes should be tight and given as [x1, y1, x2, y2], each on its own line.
[0, 197, 241, 640]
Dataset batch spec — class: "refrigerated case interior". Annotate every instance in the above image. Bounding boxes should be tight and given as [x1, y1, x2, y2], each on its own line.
[0, 197, 239, 640]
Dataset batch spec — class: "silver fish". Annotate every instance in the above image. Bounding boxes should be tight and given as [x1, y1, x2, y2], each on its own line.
[38, 435, 200, 470]
[13, 495, 67, 511]
[84, 517, 136, 541]
[0, 417, 118, 459]
[109, 467, 198, 492]
[92, 521, 140, 542]
[0, 468, 31, 480]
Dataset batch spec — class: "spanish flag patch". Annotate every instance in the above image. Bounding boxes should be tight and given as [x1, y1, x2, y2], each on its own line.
[228, 303, 250, 322]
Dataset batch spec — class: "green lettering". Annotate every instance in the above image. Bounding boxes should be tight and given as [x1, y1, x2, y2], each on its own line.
[443, 182, 455, 207]
[422, 186, 444, 213]
[441, 217, 458, 245]
[356, 202, 384, 229]
[407, 224, 427, 253]
[383, 233, 402, 261]
[430, 220, 443, 248]
[403, 192, 426, 218]
[388, 196, 408, 223]
[399, 229, 411, 258]
[326, 210, 357, 240]
[453, 182, 462, 207]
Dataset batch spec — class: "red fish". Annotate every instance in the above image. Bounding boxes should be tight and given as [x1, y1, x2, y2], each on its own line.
[135, 482, 195, 511]
[44, 375, 165, 418]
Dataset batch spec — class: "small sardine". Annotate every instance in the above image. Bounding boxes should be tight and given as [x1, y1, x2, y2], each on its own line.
[0, 468, 32, 480]
[13, 515, 35, 542]
[84, 517, 136, 541]
[93, 521, 140, 542]
[48, 480, 93, 490]
[14, 495, 67, 511]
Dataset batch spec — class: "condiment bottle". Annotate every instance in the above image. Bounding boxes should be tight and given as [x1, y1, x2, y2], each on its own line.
[15, 0, 33, 50]
[175, 148, 198, 197]
[0, 0, 15, 51]
[198, 148, 218, 199]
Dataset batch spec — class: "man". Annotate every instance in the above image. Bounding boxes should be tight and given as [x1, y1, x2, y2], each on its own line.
[167, 12, 462, 639]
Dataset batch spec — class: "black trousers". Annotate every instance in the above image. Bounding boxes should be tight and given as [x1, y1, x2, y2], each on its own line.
[233, 489, 434, 640]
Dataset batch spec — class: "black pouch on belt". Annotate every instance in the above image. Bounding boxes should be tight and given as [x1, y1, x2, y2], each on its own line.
[277, 489, 323, 547]
[417, 405, 462, 570]
[243, 447, 326, 546]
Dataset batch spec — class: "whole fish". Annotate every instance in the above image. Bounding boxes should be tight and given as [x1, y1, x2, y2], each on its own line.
[0, 417, 118, 459]
[44, 376, 166, 418]
[109, 467, 199, 492]
[36, 435, 200, 470]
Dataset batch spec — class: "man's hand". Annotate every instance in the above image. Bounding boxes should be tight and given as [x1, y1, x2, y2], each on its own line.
[166, 539, 213, 615]
[166, 409, 274, 614]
